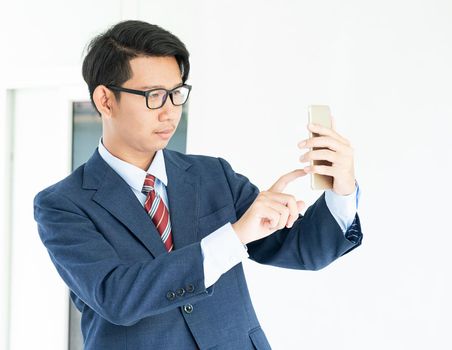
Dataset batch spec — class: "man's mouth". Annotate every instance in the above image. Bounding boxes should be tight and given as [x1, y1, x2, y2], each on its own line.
[155, 128, 174, 134]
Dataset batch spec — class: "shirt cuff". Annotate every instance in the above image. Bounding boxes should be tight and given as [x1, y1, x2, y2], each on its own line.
[200, 222, 249, 288]
[324, 180, 360, 234]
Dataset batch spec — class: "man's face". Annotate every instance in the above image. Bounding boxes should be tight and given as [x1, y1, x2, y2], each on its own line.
[105, 55, 183, 156]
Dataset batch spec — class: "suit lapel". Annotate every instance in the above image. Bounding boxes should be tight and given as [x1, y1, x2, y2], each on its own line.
[85, 150, 168, 257]
[82, 148, 200, 258]
[163, 148, 200, 251]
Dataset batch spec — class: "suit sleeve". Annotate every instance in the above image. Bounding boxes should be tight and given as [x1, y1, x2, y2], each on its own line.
[33, 188, 214, 327]
[217, 157, 363, 271]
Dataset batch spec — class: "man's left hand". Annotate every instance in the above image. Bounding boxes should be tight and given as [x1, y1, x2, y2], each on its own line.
[297, 116, 356, 196]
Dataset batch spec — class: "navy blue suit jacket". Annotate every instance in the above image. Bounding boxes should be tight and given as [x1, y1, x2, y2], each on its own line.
[33, 148, 363, 350]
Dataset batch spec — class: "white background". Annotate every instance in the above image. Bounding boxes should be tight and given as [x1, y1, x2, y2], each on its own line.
[1, 0, 451, 349]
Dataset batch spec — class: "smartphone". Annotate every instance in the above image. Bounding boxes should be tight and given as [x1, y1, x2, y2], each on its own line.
[307, 105, 334, 190]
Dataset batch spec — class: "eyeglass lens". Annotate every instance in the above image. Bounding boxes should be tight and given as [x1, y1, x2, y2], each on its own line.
[148, 86, 190, 108]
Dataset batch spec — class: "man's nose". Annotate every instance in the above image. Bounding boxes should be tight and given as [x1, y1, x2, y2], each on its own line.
[158, 94, 176, 119]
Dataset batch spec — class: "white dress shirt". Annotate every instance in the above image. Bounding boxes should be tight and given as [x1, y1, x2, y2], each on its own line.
[97, 138, 361, 288]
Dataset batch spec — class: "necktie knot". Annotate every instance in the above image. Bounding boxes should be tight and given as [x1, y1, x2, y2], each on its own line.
[142, 174, 156, 195]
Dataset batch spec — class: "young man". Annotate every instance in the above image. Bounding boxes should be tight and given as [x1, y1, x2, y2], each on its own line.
[34, 20, 363, 350]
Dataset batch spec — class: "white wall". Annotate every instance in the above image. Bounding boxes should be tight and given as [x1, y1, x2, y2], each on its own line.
[1, 0, 451, 349]
[0, 88, 13, 350]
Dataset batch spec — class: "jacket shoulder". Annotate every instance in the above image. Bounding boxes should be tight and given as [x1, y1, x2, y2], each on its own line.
[34, 163, 86, 203]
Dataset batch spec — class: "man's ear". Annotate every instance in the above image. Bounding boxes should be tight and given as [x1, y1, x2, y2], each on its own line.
[93, 85, 115, 117]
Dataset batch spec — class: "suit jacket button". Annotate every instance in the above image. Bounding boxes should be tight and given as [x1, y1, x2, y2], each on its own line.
[166, 291, 176, 301]
[186, 284, 195, 293]
[176, 288, 185, 297]
[183, 304, 193, 314]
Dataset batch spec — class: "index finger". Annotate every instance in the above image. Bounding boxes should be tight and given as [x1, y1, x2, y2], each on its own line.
[268, 169, 308, 193]
[306, 118, 349, 146]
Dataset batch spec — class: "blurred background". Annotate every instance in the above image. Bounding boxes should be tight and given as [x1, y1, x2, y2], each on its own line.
[1, 0, 451, 349]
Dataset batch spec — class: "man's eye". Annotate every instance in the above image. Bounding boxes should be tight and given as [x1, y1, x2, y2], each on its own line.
[149, 91, 164, 99]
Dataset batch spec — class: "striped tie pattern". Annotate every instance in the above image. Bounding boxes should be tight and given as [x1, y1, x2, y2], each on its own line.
[142, 174, 174, 252]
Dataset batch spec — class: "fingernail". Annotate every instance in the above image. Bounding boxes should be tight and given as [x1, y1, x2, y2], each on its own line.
[298, 141, 306, 148]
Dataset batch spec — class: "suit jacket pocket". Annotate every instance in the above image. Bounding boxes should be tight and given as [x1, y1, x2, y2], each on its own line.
[249, 326, 272, 350]
[198, 203, 236, 234]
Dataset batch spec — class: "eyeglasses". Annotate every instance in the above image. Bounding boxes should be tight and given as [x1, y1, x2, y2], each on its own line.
[106, 83, 192, 110]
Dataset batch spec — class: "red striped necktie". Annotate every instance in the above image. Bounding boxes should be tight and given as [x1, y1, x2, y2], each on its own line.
[142, 174, 174, 252]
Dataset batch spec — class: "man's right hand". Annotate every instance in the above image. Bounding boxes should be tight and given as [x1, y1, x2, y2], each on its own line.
[231, 169, 308, 245]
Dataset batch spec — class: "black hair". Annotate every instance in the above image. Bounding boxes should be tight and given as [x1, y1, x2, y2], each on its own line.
[81, 20, 190, 115]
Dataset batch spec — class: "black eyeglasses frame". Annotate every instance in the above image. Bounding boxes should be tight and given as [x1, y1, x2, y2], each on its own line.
[106, 83, 192, 110]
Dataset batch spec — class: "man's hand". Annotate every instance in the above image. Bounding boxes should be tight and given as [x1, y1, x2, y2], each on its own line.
[231, 169, 308, 245]
[298, 116, 356, 196]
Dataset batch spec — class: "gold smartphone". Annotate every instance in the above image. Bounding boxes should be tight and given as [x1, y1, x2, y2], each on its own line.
[307, 105, 334, 190]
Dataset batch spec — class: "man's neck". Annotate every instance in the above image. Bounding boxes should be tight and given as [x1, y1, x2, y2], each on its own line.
[102, 136, 156, 171]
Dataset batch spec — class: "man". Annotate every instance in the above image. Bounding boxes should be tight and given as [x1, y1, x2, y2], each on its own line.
[34, 20, 363, 350]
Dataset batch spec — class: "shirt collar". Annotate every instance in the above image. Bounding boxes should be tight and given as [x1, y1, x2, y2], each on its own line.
[98, 137, 168, 192]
